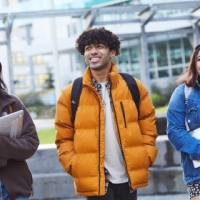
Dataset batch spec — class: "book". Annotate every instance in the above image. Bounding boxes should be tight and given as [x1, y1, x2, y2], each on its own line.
[190, 128, 200, 168]
[0, 110, 24, 139]
[184, 85, 200, 168]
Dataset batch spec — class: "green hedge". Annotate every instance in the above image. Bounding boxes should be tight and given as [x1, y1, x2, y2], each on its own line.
[18, 92, 56, 119]
[151, 82, 177, 108]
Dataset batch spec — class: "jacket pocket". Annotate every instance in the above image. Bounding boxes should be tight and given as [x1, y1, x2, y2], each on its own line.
[144, 147, 151, 168]
[181, 152, 196, 178]
[71, 155, 77, 177]
[120, 102, 127, 128]
[186, 105, 198, 131]
[138, 146, 151, 168]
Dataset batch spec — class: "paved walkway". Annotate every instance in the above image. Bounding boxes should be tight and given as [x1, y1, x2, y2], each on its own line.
[33, 119, 189, 200]
[67, 193, 189, 200]
[138, 194, 189, 200]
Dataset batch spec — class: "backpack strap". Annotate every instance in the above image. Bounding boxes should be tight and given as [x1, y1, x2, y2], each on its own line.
[119, 73, 140, 116]
[184, 84, 192, 132]
[184, 84, 192, 104]
[70, 73, 140, 123]
[8, 104, 13, 113]
[71, 77, 83, 123]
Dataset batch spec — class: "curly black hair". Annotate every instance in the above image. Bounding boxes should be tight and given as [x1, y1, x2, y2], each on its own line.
[75, 27, 120, 56]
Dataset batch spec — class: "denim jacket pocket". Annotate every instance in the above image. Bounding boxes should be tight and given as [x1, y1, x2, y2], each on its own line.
[181, 152, 194, 177]
[181, 152, 200, 180]
[186, 105, 198, 131]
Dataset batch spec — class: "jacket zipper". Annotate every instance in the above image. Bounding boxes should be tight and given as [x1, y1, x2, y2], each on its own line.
[87, 86, 101, 195]
[98, 97, 101, 195]
[120, 102, 127, 128]
[110, 93, 132, 187]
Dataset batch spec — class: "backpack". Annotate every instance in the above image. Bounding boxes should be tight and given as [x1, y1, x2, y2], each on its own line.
[184, 84, 192, 105]
[70, 73, 140, 123]
[184, 84, 192, 131]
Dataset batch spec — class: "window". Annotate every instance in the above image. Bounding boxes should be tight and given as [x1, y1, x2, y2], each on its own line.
[130, 47, 139, 71]
[14, 75, 29, 88]
[183, 38, 192, 63]
[148, 43, 155, 68]
[155, 42, 168, 67]
[33, 55, 48, 65]
[12, 52, 28, 65]
[150, 71, 156, 79]
[169, 39, 182, 65]
[35, 74, 49, 87]
[172, 67, 183, 76]
[133, 72, 140, 79]
[118, 49, 129, 72]
[158, 69, 169, 78]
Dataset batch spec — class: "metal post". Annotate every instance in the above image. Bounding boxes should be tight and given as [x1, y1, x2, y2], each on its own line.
[25, 24, 35, 92]
[193, 20, 200, 47]
[49, 0, 61, 100]
[138, 6, 156, 96]
[140, 25, 151, 96]
[87, 9, 98, 28]
[5, 15, 14, 94]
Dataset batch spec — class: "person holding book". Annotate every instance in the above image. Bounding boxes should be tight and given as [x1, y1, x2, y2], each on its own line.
[166, 44, 200, 200]
[0, 63, 39, 200]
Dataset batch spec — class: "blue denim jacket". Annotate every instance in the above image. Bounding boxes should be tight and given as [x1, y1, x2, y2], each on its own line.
[166, 83, 200, 184]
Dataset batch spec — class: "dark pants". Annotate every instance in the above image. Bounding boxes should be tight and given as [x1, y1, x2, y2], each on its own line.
[87, 182, 137, 200]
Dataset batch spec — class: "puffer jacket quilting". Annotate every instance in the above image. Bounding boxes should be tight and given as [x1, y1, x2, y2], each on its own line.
[55, 62, 158, 196]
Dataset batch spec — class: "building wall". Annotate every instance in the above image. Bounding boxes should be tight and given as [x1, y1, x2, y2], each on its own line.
[7, 18, 196, 94]
[0, 45, 11, 91]
[0, 0, 199, 97]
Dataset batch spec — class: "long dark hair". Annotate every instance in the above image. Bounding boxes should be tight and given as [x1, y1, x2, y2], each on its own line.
[176, 45, 200, 87]
[0, 63, 8, 92]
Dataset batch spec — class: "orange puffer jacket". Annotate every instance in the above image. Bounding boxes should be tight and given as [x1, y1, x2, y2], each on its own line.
[55, 63, 158, 196]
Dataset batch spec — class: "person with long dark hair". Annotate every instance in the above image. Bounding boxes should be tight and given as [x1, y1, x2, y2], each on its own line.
[167, 44, 200, 200]
[0, 63, 39, 200]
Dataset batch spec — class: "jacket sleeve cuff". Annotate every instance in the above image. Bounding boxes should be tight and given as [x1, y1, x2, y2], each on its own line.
[190, 154, 200, 161]
[190, 145, 200, 160]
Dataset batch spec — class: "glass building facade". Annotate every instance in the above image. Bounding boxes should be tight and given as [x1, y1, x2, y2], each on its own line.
[112, 36, 193, 82]
[88, 33, 194, 89]
[0, 0, 199, 93]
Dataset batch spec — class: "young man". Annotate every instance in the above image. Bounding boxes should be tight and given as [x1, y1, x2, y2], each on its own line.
[55, 27, 158, 200]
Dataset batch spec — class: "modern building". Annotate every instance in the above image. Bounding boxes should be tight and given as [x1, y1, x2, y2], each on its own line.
[0, 0, 199, 102]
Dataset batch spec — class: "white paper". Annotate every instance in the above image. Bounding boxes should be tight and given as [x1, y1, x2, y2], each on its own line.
[190, 128, 200, 168]
[0, 110, 24, 139]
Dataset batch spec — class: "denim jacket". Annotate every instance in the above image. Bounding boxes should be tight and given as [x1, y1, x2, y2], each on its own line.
[166, 83, 200, 184]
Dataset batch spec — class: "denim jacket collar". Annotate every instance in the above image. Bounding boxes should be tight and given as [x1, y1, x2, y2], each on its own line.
[196, 80, 200, 88]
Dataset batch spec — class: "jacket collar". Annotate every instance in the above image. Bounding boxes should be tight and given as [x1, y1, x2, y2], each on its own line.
[0, 91, 16, 114]
[82, 62, 119, 88]
[196, 80, 200, 88]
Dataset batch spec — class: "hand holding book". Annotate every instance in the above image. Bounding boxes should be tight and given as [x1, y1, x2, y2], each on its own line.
[0, 110, 24, 139]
